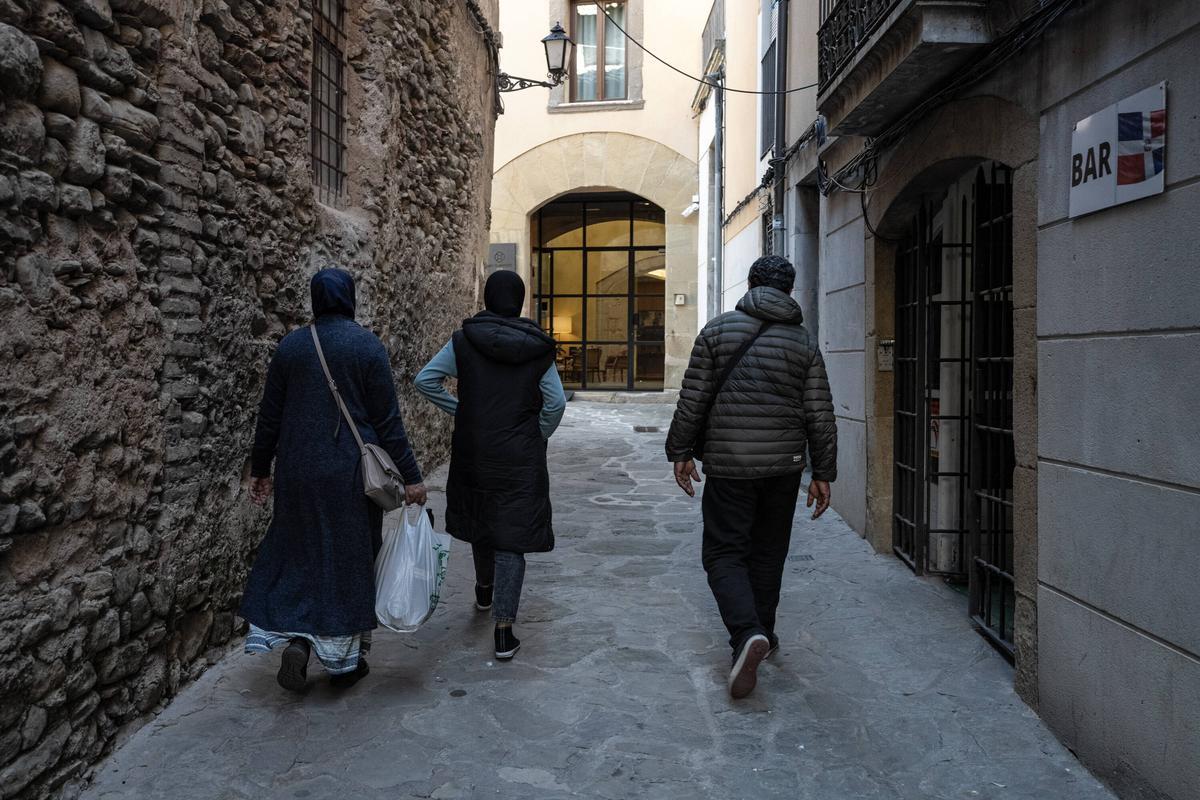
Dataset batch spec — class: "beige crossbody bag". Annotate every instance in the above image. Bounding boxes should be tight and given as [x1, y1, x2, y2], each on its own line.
[310, 326, 405, 511]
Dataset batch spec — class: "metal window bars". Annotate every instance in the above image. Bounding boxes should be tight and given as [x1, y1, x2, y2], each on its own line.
[892, 163, 1017, 659]
[817, 0, 906, 91]
[891, 195, 973, 580]
[968, 163, 1016, 658]
[892, 219, 923, 571]
[311, 0, 347, 205]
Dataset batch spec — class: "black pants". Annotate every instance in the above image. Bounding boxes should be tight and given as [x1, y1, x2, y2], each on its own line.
[701, 472, 804, 654]
[471, 544, 525, 624]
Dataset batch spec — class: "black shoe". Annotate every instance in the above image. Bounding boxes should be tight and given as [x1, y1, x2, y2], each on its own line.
[330, 657, 370, 689]
[728, 634, 770, 699]
[276, 638, 310, 692]
[475, 584, 493, 612]
[494, 627, 521, 660]
[766, 634, 779, 660]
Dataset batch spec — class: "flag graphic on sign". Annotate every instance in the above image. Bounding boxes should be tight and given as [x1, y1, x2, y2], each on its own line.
[1117, 109, 1165, 186]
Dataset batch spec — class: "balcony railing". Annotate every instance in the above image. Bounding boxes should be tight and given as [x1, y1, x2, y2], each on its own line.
[702, 0, 725, 69]
[818, 0, 906, 91]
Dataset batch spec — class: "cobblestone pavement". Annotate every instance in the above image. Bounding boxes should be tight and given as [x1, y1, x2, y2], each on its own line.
[82, 404, 1115, 800]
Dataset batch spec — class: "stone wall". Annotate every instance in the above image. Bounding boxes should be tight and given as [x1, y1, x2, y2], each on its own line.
[0, 0, 499, 793]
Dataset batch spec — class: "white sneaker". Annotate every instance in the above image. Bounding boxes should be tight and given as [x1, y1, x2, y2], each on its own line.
[728, 634, 771, 699]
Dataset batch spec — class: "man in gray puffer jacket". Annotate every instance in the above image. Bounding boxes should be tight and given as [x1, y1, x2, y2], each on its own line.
[666, 255, 837, 700]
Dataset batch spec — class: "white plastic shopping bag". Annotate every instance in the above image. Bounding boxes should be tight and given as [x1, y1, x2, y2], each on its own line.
[375, 505, 451, 633]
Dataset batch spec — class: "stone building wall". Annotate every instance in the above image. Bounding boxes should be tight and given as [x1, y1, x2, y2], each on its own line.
[0, 0, 499, 794]
[811, 1, 1200, 796]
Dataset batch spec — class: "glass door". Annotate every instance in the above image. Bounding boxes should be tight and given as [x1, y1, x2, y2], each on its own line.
[532, 193, 666, 390]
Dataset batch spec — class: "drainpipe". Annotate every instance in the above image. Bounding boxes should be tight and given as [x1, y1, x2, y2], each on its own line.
[772, 0, 790, 256]
[713, 68, 725, 319]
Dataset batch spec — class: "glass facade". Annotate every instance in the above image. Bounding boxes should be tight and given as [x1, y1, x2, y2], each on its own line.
[532, 193, 666, 390]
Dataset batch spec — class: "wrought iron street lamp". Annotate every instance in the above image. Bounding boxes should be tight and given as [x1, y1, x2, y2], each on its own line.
[542, 21, 572, 80]
[498, 22, 574, 92]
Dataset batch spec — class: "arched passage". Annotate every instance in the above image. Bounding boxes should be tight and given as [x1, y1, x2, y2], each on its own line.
[491, 133, 699, 389]
[859, 95, 1039, 680]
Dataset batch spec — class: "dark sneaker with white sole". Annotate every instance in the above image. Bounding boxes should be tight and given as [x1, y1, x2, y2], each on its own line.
[475, 584, 493, 611]
[728, 634, 771, 699]
[766, 635, 779, 660]
[276, 638, 310, 692]
[494, 627, 521, 660]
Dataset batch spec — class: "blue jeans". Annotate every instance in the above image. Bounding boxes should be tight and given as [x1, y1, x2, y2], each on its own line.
[472, 544, 526, 624]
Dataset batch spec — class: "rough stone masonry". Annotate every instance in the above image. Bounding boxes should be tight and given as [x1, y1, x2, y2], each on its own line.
[0, 0, 500, 794]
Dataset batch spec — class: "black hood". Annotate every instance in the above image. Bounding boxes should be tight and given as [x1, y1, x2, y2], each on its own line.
[736, 286, 804, 324]
[462, 312, 556, 365]
[483, 269, 526, 318]
[311, 268, 356, 319]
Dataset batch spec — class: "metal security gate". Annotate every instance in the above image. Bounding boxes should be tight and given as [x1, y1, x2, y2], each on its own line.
[892, 163, 1016, 657]
[892, 196, 973, 579]
[892, 217, 924, 571]
[968, 164, 1016, 656]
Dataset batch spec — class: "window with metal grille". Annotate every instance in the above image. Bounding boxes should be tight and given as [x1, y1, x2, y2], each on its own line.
[311, 0, 347, 204]
[761, 208, 775, 255]
[760, 40, 776, 156]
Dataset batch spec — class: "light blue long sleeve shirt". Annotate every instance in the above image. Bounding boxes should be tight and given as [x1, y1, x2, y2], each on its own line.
[414, 340, 567, 440]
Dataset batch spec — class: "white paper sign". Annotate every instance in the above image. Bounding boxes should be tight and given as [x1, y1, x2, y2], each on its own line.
[1069, 82, 1166, 218]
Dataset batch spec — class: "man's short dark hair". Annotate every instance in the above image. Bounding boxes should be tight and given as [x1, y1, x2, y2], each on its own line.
[748, 255, 795, 293]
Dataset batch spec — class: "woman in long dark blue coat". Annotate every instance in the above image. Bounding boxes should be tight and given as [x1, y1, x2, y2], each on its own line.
[242, 268, 426, 691]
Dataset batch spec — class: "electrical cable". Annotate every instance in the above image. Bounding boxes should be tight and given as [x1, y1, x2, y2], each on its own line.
[822, 0, 1078, 196]
[461, 0, 504, 114]
[596, 4, 818, 95]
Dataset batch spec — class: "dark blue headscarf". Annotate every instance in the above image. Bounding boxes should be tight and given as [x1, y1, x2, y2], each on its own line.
[311, 268, 356, 319]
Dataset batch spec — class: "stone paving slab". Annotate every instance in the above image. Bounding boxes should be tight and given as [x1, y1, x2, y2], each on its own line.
[80, 405, 1116, 800]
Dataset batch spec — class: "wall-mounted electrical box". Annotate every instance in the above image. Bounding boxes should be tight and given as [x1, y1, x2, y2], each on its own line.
[878, 339, 895, 372]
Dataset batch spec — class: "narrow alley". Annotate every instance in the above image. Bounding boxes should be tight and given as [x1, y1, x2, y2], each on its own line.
[81, 403, 1114, 800]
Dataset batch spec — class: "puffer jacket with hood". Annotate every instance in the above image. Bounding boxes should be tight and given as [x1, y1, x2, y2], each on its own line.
[665, 286, 837, 481]
[444, 273, 558, 554]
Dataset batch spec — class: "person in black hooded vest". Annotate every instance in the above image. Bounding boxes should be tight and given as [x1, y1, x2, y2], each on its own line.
[415, 270, 566, 660]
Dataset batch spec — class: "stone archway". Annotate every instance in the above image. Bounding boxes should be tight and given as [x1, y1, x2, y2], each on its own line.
[491, 133, 699, 389]
[859, 95, 1041, 703]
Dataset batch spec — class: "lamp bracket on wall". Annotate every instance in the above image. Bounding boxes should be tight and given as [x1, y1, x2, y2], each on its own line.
[497, 72, 564, 93]
[497, 22, 573, 94]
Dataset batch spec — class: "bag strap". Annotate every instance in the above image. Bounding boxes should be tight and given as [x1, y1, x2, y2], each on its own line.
[310, 325, 367, 454]
[712, 321, 774, 400]
[695, 320, 774, 439]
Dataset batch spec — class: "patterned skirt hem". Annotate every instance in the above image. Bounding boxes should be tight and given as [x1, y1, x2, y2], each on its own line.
[245, 625, 372, 675]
